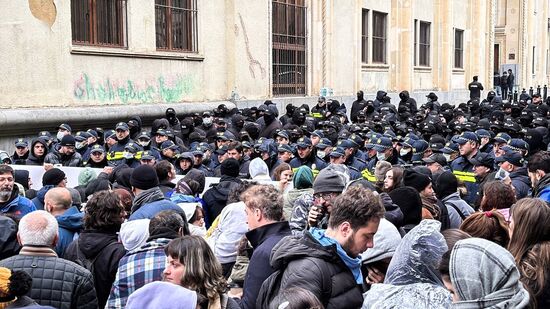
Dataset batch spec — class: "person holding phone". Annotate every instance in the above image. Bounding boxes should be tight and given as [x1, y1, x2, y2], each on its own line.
[306, 165, 348, 229]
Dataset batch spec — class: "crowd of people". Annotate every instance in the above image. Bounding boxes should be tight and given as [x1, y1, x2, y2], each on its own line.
[0, 87, 549, 309]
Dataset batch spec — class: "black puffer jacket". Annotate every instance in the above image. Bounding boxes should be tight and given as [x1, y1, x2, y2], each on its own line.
[266, 232, 363, 309]
[0, 248, 97, 309]
[44, 148, 82, 167]
[64, 230, 126, 309]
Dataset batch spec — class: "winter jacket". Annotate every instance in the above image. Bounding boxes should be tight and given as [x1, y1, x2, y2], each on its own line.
[107, 135, 133, 167]
[509, 167, 531, 199]
[262, 231, 364, 309]
[128, 199, 181, 221]
[283, 188, 313, 221]
[64, 230, 127, 309]
[289, 191, 315, 235]
[31, 185, 54, 211]
[373, 91, 387, 111]
[0, 246, 97, 309]
[441, 192, 474, 228]
[26, 139, 49, 165]
[0, 187, 36, 218]
[240, 222, 291, 309]
[532, 173, 550, 203]
[208, 202, 248, 264]
[202, 175, 242, 227]
[398, 91, 418, 114]
[451, 153, 480, 205]
[289, 154, 328, 174]
[0, 216, 21, 260]
[44, 149, 82, 167]
[55, 206, 84, 258]
[379, 192, 404, 228]
[107, 238, 171, 309]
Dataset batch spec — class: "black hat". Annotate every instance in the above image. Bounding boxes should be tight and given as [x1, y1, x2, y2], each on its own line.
[130, 165, 159, 190]
[141, 150, 156, 160]
[115, 122, 129, 131]
[388, 186, 422, 226]
[42, 168, 66, 186]
[403, 169, 431, 192]
[220, 158, 240, 177]
[14, 138, 28, 148]
[60, 135, 76, 147]
[90, 145, 105, 154]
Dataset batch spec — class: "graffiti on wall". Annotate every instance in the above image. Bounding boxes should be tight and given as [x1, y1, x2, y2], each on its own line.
[73, 73, 195, 104]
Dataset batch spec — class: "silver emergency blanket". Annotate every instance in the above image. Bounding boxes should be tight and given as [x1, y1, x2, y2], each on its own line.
[362, 220, 452, 309]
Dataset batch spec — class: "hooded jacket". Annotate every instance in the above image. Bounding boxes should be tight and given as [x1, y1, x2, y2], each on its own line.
[31, 185, 54, 211]
[202, 175, 242, 228]
[398, 90, 418, 114]
[450, 238, 530, 309]
[532, 173, 550, 202]
[373, 91, 387, 111]
[362, 220, 451, 308]
[26, 138, 49, 165]
[509, 166, 531, 199]
[64, 230, 127, 309]
[0, 186, 36, 218]
[55, 206, 84, 258]
[128, 115, 143, 140]
[0, 216, 21, 260]
[262, 231, 364, 309]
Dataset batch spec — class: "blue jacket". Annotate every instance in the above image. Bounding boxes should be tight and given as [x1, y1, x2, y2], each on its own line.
[129, 199, 181, 221]
[240, 221, 291, 309]
[31, 185, 54, 210]
[55, 206, 84, 257]
[509, 167, 531, 200]
[0, 190, 36, 219]
[451, 154, 480, 205]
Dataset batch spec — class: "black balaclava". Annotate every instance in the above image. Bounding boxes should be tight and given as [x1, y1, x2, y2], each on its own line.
[166, 108, 178, 125]
[357, 91, 364, 101]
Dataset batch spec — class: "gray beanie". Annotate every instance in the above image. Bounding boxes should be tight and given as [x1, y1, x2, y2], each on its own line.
[313, 164, 349, 194]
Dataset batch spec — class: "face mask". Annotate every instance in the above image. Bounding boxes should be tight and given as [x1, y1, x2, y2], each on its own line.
[75, 141, 86, 150]
[203, 117, 213, 126]
[496, 167, 510, 180]
[443, 153, 452, 162]
[56, 132, 65, 140]
[399, 149, 411, 157]
[138, 140, 150, 147]
[123, 152, 134, 160]
[377, 152, 386, 161]
[317, 151, 326, 159]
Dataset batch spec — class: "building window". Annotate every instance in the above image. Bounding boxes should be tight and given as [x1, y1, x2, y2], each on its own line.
[419, 21, 431, 66]
[414, 19, 418, 66]
[361, 9, 369, 63]
[454, 29, 464, 68]
[155, 0, 198, 52]
[372, 11, 387, 64]
[272, 0, 307, 96]
[71, 0, 128, 47]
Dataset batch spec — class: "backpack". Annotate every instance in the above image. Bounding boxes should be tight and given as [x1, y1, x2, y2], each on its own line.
[256, 258, 332, 309]
[75, 240, 118, 273]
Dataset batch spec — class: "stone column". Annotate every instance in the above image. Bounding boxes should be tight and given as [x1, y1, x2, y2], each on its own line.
[390, 0, 413, 92]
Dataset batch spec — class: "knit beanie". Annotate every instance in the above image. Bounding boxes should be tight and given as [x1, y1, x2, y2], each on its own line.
[78, 167, 97, 187]
[0, 267, 10, 296]
[42, 168, 66, 186]
[293, 166, 314, 190]
[435, 171, 458, 200]
[388, 186, 423, 226]
[130, 165, 159, 190]
[403, 169, 431, 193]
[313, 165, 347, 194]
[375, 161, 392, 183]
[221, 158, 240, 178]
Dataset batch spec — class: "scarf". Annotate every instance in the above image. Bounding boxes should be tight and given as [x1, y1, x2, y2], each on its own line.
[421, 195, 441, 220]
[310, 228, 363, 284]
[131, 187, 165, 214]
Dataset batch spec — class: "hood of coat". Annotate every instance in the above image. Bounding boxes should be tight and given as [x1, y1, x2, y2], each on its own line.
[77, 230, 120, 259]
[56, 206, 84, 232]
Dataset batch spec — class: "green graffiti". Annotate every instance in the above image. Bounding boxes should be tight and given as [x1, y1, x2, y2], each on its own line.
[73, 73, 195, 104]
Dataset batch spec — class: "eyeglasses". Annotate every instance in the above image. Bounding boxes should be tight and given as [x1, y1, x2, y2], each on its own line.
[313, 192, 336, 201]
